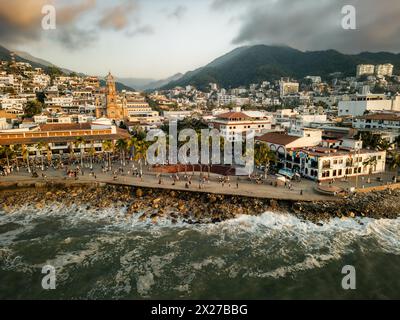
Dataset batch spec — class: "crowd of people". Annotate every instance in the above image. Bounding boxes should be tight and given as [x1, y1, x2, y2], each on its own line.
[0, 153, 317, 197]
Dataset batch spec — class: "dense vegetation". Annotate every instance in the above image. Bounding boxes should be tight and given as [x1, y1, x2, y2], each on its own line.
[163, 45, 400, 90]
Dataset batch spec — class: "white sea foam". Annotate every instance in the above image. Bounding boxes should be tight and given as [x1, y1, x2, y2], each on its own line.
[1, 206, 400, 297]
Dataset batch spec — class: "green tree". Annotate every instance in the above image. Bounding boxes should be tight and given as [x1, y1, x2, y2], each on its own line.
[362, 157, 378, 175]
[254, 143, 277, 176]
[0, 146, 12, 168]
[389, 151, 400, 176]
[24, 100, 43, 118]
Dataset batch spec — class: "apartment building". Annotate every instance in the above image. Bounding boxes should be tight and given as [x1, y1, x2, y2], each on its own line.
[338, 90, 400, 117]
[352, 113, 400, 131]
[209, 111, 272, 142]
[356, 64, 375, 77]
[375, 64, 394, 77]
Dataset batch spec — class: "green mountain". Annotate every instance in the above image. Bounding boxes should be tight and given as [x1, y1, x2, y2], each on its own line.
[162, 45, 400, 90]
[99, 79, 134, 92]
[0, 45, 49, 69]
[0, 44, 134, 91]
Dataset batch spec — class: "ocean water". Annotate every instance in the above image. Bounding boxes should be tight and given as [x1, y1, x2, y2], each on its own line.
[0, 204, 400, 300]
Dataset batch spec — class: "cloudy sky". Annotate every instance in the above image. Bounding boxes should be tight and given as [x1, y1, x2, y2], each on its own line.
[0, 0, 399, 79]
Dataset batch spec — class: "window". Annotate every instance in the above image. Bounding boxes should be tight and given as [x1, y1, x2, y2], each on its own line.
[322, 171, 330, 178]
[322, 160, 331, 169]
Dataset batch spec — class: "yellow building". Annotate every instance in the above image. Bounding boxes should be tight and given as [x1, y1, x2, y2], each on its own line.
[103, 72, 127, 121]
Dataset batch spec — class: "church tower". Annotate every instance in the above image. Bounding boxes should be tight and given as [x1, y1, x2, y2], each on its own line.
[105, 72, 119, 119]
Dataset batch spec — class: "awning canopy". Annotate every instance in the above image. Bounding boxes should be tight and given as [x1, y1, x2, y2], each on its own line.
[278, 169, 294, 179]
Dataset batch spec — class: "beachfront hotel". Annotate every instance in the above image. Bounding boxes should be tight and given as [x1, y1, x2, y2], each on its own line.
[256, 130, 386, 181]
[0, 121, 130, 158]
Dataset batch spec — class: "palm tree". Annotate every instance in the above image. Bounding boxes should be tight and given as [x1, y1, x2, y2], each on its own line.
[68, 142, 75, 164]
[254, 143, 277, 177]
[102, 140, 114, 169]
[46, 143, 53, 163]
[0, 145, 12, 169]
[362, 157, 378, 175]
[377, 139, 394, 152]
[115, 139, 128, 166]
[11, 145, 21, 171]
[356, 132, 381, 150]
[74, 137, 85, 167]
[36, 141, 47, 170]
[21, 144, 31, 173]
[133, 140, 149, 174]
[87, 142, 96, 170]
[389, 151, 400, 178]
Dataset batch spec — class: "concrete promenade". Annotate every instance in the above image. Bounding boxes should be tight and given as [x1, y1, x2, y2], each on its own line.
[0, 166, 335, 202]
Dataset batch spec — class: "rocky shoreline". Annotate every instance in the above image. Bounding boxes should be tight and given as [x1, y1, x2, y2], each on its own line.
[0, 183, 399, 224]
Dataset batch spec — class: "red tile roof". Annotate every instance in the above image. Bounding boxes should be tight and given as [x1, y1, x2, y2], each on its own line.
[216, 112, 250, 120]
[256, 132, 300, 146]
[39, 123, 92, 131]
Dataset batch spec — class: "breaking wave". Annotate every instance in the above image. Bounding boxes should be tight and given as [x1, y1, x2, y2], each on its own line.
[0, 205, 400, 299]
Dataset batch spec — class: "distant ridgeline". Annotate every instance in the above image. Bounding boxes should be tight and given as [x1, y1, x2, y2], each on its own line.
[162, 45, 400, 90]
[0, 44, 134, 91]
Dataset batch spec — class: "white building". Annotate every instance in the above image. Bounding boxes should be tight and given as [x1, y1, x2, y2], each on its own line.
[163, 111, 192, 121]
[0, 118, 10, 130]
[352, 113, 400, 131]
[298, 147, 386, 181]
[338, 88, 400, 117]
[356, 64, 375, 77]
[0, 74, 14, 86]
[256, 130, 322, 158]
[292, 114, 328, 128]
[305, 76, 322, 83]
[0, 97, 27, 111]
[375, 64, 394, 77]
[32, 74, 51, 87]
[45, 96, 74, 108]
[209, 111, 272, 142]
[279, 80, 299, 97]
[257, 132, 386, 181]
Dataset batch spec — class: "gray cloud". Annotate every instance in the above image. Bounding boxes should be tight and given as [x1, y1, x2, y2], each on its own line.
[98, 0, 137, 31]
[0, 0, 97, 50]
[125, 25, 154, 38]
[54, 26, 99, 50]
[0, 0, 152, 50]
[212, 0, 400, 53]
[168, 5, 187, 20]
